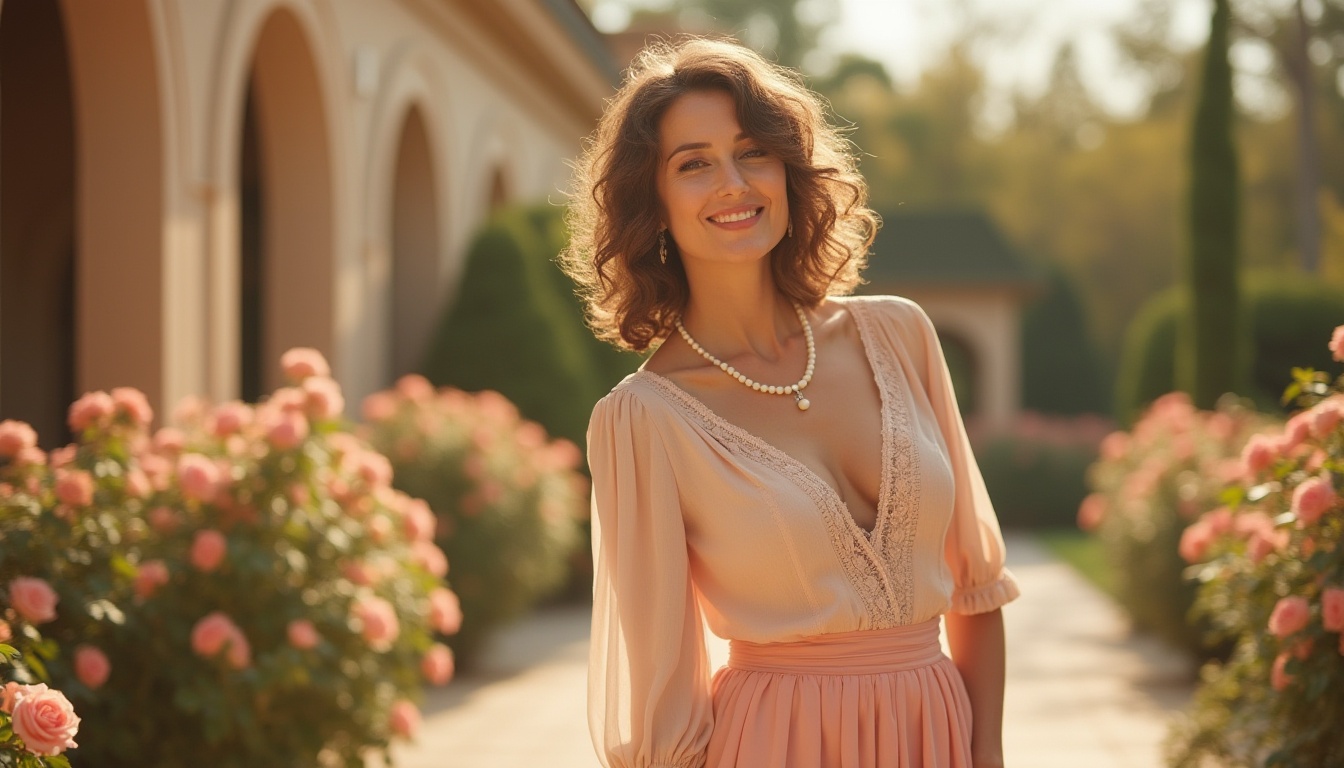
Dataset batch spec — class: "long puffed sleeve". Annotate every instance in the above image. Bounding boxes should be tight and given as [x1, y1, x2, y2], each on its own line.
[905, 299, 1021, 616]
[587, 388, 713, 768]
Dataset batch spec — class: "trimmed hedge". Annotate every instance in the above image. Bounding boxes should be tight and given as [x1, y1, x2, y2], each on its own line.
[1115, 273, 1344, 424]
[1021, 264, 1112, 416]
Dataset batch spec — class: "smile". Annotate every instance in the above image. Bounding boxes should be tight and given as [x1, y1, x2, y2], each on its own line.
[709, 207, 762, 224]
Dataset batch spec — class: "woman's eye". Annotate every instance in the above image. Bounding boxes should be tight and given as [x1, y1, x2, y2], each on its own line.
[677, 158, 707, 172]
[742, 147, 767, 159]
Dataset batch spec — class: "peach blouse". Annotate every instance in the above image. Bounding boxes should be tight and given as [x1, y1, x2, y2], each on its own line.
[586, 295, 1020, 768]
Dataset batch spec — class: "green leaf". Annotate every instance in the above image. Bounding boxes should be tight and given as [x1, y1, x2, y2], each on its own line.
[44, 755, 71, 768]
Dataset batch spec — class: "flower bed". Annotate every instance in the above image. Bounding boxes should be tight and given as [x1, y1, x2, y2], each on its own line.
[1167, 328, 1344, 767]
[0, 350, 460, 767]
[360, 377, 587, 668]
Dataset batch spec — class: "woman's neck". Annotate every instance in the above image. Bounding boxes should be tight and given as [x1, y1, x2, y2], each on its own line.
[679, 258, 798, 364]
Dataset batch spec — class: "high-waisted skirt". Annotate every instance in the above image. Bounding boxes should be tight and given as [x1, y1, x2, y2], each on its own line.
[704, 618, 974, 768]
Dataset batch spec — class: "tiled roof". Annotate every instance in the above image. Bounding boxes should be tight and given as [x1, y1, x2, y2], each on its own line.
[864, 208, 1041, 287]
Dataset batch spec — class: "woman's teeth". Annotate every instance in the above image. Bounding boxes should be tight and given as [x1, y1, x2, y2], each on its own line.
[711, 209, 759, 224]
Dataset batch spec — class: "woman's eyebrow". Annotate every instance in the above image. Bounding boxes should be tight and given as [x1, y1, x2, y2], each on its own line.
[666, 133, 750, 163]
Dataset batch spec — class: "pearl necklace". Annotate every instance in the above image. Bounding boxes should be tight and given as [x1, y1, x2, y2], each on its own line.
[674, 304, 815, 411]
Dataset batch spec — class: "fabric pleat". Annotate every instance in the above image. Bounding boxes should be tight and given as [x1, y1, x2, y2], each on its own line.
[705, 620, 972, 768]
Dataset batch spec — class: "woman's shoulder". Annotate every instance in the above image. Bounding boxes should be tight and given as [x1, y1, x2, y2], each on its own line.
[829, 293, 933, 335]
[589, 370, 681, 432]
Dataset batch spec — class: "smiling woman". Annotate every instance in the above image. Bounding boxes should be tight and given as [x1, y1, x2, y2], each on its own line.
[563, 37, 1018, 768]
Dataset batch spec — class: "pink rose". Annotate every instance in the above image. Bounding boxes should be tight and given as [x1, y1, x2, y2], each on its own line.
[10, 683, 80, 756]
[1, 681, 19, 713]
[191, 612, 250, 669]
[302, 377, 345, 420]
[1271, 652, 1294, 691]
[153, 427, 186, 453]
[209, 401, 252, 437]
[13, 446, 46, 468]
[287, 619, 320, 650]
[134, 560, 170, 599]
[54, 469, 95, 507]
[1311, 399, 1344, 439]
[1269, 595, 1312, 639]
[124, 468, 152, 500]
[68, 391, 114, 433]
[177, 453, 220, 503]
[74, 645, 111, 689]
[355, 451, 393, 489]
[1240, 433, 1277, 478]
[412, 540, 448, 578]
[388, 699, 420, 739]
[353, 596, 400, 652]
[0, 420, 38, 457]
[403, 498, 437, 542]
[421, 643, 454, 686]
[9, 577, 58, 624]
[147, 507, 180, 535]
[1076, 493, 1106, 532]
[110, 387, 154, 427]
[1330, 325, 1344, 363]
[1178, 520, 1214, 564]
[281, 347, 331, 381]
[0, 620, 10, 643]
[267, 410, 309, 450]
[1292, 476, 1337, 526]
[395, 374, 434, 402]
[1248, 527, 1289, 565]
[342, 561, 379, 586]
[190, 530, 228, 572]
[428, 588, 462, 635]
[361, 392, 399, 423]
[1322, 587, 1344, 633]
[367, 515, 393, 544]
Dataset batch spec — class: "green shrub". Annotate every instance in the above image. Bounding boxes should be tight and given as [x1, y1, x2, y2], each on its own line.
[1115, 274, 1344, 424]
[1021, 264, 1112, 416]
[973, 413, 1111, 529]
[360, 377, 587, 669]
[0, 352, 455, 768]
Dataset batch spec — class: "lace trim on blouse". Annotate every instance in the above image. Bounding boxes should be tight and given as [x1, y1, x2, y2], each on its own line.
[631, 296, 922, 628]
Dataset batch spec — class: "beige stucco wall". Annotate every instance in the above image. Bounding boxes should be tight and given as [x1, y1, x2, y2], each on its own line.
[1, 0, 610, 428]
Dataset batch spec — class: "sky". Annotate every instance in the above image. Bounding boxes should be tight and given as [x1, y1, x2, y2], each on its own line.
[589, 0, 1216, 118]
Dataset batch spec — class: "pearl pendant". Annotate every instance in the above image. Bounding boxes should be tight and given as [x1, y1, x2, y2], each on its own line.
[795, 392, 811, 411]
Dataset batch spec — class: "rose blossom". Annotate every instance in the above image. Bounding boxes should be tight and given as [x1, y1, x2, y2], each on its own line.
[388, 699, 420, 739]
[1178, 520, 1214, 564]
[1240, 433, 1277, 478]
[287, 619, 320, 650]
[1330, 325, 1344, 363]
[412, 540, 449, 578]
[0, 620, 10, 643]
[74, 645, 111, 689]
[403, 498, 437, 542]
[147, 506, 180, 534]
[1269, 595, 1312, 639]
[191, 612, 250, 669]
[1322, 587, 1344, 633]
[353, 596, 400, 652]
[190, 530, 228, 572]
[355, 451, 393, 489]
[9, 577, 58, 624]
[177, 453, 220, 502]
[10, 683, 80, 756]
[153, 427, 186, 453]
[396, 374, 434, 402]
[421, 643, 455, 686]
[1292, 476, 1337, 526]
[1248, 527, 1289, 565]
[1311, 399, 1344, 439]
[428, 588, 462, 635]
[302, 376, 345, 420]
[280, 347, 330, 381]
[0, 420, 38, 457]
[68, 391, 114, 433]
[110, 387, 154, 427]
[134, 560, 170, 599]
[1076, 494, 1106, 532]
[54, 469, 95, 507]
[266, 410, 309, 450]
[362, 391, 399, 423]
[1, 681, 19, 713]
[367, 515, 393, 544]
[1271, 652, 1294, 691]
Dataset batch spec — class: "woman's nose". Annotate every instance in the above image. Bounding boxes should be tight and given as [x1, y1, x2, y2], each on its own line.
[718, 161, 750, 196]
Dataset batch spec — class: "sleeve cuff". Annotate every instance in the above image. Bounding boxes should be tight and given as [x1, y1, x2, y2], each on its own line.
[950, 569, 1021, 615]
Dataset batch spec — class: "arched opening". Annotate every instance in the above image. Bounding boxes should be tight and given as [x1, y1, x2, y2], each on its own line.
[238, 9, 334, 398]
[0, 0, 77, 446]
[488, 166, 510, 213]
[389, 106, 441, 379]
[937, 329, 979, 419]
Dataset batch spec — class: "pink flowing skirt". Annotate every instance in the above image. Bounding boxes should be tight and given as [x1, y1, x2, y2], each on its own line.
[705, 619, 974, 768]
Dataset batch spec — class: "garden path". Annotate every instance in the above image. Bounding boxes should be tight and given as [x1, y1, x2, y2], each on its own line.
[375, 533, 1194, 768]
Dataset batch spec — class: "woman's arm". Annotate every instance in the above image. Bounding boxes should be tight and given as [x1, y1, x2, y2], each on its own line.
[945, 607, 1006, 768]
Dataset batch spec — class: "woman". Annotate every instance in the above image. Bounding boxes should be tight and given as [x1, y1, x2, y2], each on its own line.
[563, 37, 1019, 768]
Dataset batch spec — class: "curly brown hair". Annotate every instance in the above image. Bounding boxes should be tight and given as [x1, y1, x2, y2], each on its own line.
[561, 37, 879, 352]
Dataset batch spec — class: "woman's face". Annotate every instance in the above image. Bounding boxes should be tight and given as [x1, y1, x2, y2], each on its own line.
[655, 89, 789, 268]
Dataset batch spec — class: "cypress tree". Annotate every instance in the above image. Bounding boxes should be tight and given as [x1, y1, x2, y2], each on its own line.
[1179, 0, 1242, 408]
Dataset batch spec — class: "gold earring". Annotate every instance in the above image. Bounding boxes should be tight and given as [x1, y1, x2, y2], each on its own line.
[787, 220, 794, 238]
[659, 230, 668, 264]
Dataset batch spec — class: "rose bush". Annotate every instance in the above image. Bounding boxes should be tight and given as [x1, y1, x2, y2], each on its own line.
[1081, 392, 1275, 657]
[0, 633, 81, 766]
[0, 350, 461, 767]
[360, 375, 587, 667]
[1167, 329, 1344, 767]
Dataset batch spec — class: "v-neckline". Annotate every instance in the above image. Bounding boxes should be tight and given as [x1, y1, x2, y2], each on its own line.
[634, 298, 893, 539]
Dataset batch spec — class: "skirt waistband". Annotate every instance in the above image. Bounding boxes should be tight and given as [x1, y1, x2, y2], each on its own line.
[727, 618, 944, 675]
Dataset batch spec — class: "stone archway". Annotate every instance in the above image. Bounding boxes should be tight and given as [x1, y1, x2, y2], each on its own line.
[238, 7, 335, 398]
[389, 106, 442, 379]
[0, 0, 77, 445]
